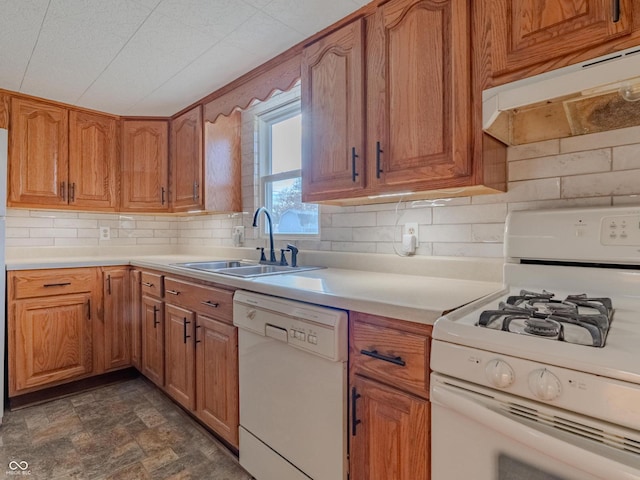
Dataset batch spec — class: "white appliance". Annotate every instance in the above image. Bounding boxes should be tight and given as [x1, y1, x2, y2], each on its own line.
[233, 291, 348, 480]
[431, 206, 640, 480]
[0, 128, 6, 425]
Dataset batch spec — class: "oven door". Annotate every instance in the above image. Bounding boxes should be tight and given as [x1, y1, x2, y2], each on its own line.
[431, 374, 640, 480]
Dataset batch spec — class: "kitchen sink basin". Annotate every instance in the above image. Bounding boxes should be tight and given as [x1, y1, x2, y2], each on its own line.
[175, 260, 256, 271]
[173, 260, 324, 278]
[214, 264, 324, 278]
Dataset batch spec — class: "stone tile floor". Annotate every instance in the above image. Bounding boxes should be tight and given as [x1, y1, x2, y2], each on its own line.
[0, 378, 252, 480]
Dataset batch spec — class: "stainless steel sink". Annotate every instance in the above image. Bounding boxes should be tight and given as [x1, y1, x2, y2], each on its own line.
[214, 264, 324, 278]
[173, 260, 324, 278]
[174, 260, 257, 271]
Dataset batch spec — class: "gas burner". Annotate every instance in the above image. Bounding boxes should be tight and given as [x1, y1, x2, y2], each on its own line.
[477, 290, 613, 347]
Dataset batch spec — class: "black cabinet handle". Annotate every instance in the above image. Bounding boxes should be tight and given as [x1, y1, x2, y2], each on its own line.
[376, 141, 383, 178]
[153, 306, 160, 328]
[195, 324, 202, 345]
[351, 387, 361, 436]
[44, 282, 71, 288]
[107, 275, 111, 295]
[166, 289, 180, 296]
[60, 181, 66, 201]
[70, 182, 76, 202]
[360, 349, 406, 366]
[613, 0, 621, 22]
[193, 181, 199, 200]
[201, 300, 219, 308]
[142, 282, 154, 288]
[183, 317, 191, 344]
[351, 147, 359, 183]
[87, 299, 91, 320]
[161, 187, 166, 205]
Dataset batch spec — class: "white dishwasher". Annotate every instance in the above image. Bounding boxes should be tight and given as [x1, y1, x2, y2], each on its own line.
[233, 290, 348, 480]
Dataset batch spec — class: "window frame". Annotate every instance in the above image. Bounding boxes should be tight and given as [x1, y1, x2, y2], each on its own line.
[257, 99, 319, 238]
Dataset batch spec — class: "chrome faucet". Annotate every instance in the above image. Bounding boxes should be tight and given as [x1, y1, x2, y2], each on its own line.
[252, 207, 277, 264]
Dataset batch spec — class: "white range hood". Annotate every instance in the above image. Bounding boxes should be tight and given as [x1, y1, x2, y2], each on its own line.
[483, 46, 640, 145]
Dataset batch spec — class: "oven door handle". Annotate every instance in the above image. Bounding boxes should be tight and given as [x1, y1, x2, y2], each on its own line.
[431, 382, 640, 479]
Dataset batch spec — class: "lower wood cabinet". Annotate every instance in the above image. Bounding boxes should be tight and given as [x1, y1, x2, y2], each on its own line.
[7, 268, 100, 397]
[130, 269, 142, 370]
[350, 376, 429, 480]
[102, 267, 131, 372]
[164, 303, 196, 409]
[141, 294, 165, 387]
[349, 311, 432, 480]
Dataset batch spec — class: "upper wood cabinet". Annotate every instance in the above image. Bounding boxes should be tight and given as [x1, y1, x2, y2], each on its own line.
[204, 111, 242, 213]
[121, 119, 169, 212]
[301, 0, 499, 204]
[490, 0, 634, 77]
[9, 97, 69, 207]
[302, 18, 366, 202]
[69, 111, 118, 210]
[170, 106, 203, 212]
[9, 97, 119, 210]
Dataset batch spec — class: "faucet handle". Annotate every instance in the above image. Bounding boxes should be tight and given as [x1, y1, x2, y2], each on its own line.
[279, 248, 290, 266]
[256, 247, 266, 262]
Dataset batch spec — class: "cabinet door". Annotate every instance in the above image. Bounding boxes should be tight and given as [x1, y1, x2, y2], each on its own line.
[301, 18, 365, 202]
[350, 376, 429, 480]
[367, 0, 471, 192]
[164, 303, 196, 410]
[122, 120, 169, 212]
[9, 97, 69, 207]
[195, 314, 239, 448]
[103, 268, 131, 371]
[69, 110, 118, 210]
[130, 270, 142, 370]
[171, 106, 203, 212]
[11, 294, 93, 395]
[491, 0, 633, 75]
[141, 295, 164, 386]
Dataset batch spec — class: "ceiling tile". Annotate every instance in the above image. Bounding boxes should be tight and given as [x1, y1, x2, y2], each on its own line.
[20, 0, 152, 103]
[0, 0, 49, 90]
[154, 0, 258, 37]
[79, 10, 219, 114]
[222, 11, 303, 58]
[260, 0, 362, 35]
[128, 41, 259, 115]
[243, 0, 273, 8]
[131, 0, 163, 9]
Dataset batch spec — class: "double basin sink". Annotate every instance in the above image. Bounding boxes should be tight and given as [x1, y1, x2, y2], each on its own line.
[173, 260, 324, 278]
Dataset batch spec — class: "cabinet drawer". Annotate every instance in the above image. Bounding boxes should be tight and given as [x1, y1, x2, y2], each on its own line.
[164, 277, 233, 323]
[10, 268, 96, 300]
[141, 272, 163, 297]
[351, 320, 430, 398]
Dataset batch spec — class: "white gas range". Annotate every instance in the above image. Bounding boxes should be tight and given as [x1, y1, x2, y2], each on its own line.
[430, 206, 640, 480]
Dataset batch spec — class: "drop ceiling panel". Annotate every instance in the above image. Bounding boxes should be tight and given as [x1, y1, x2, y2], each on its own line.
[21, 0, 152, 103]
[0, 0, 49, 90]
[1, 0, 367, 115]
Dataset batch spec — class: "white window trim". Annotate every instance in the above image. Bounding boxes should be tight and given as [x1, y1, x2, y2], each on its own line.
[257, 98, 319, 239]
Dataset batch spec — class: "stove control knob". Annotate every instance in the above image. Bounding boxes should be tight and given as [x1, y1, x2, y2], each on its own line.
[485, 359, 515, 388]
[528, 369, 562, 401]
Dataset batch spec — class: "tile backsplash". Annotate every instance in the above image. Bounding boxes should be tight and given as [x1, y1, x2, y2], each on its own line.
[8, 107, 640, 258]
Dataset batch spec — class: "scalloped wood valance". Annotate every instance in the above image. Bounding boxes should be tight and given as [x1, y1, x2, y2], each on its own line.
[203, 53, 301, 123]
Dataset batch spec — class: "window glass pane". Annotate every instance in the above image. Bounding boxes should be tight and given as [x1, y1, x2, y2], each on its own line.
[271, 114, 301, 174]
[269, 177, 319, 235]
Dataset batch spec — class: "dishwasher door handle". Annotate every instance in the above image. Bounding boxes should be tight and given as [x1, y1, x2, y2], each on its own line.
[265, 324, 288, 342]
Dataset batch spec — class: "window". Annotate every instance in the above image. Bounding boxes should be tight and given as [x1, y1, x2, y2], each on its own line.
[259, 101, 319, 236]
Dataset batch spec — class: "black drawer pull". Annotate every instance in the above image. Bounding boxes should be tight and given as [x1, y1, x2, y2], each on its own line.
[351, 387, 361, 436]
[183, 318, 191, 344]
[153, 306, 160, 327]
[142, 282, 154, 287]
[612, 0, 621, 22]
[360, 349, 406, 366]
[44, 282, 71, 288]
[201, 301, 219, 308]
[166, 289, 180, 295]
[351, 147, 359, 183]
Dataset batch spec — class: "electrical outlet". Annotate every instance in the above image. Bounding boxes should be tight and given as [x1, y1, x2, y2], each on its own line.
[99, 226, 110, 241]
[404, 222, 419, 246]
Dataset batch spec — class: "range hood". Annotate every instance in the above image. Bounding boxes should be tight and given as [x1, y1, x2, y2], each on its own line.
[483, 46, 640, 146]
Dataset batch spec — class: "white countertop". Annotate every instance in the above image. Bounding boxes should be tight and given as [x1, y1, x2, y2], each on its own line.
[6, 249, 504, 325]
